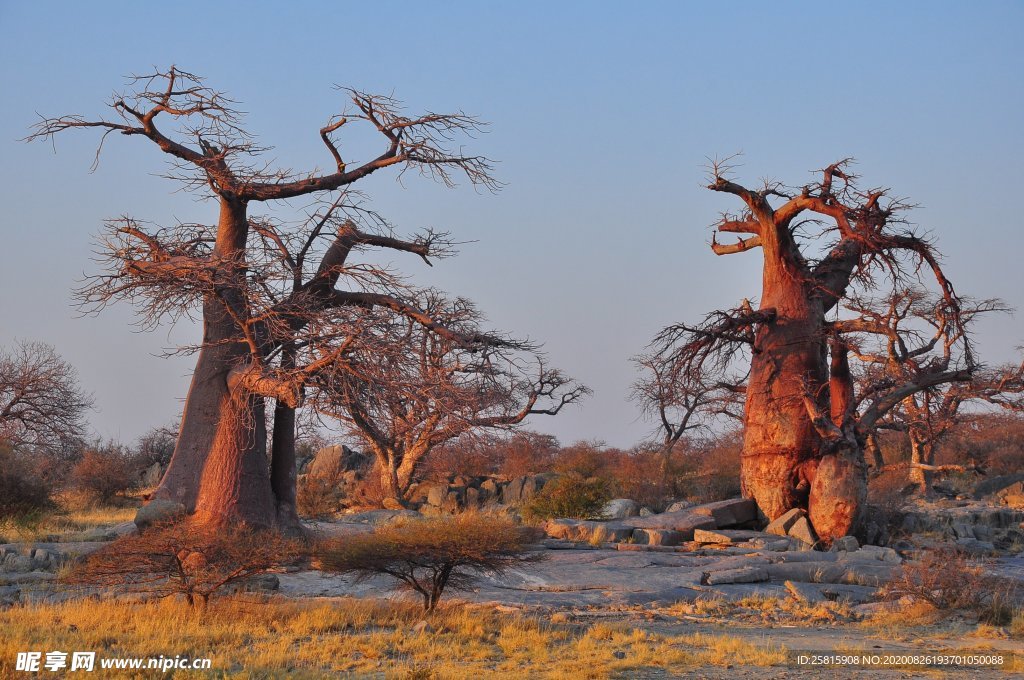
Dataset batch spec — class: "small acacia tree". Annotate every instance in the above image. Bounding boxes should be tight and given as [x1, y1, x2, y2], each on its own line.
[312, 292, 587, 505]
[316, 513, 544, 611]
[65, 521, 304, 608]
[648, 159, 981, 542]
[30, 67, 498, 530]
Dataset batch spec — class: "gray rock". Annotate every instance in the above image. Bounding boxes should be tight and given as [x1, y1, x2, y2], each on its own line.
[602, 499, 641, 519]
[845, 545, 900, 564]
[693, 529, 779, 545]
[956, 537, 997, 556]
[952, 522, 976, 539]
[243, 574, 280, 592]
[426, 484, 449, 507]
[140, 462, 163, 487]
[630, 528, 685, 546]
[690, 498, 758, 527]
[851, 601, 894, 618]
[639, 507, 654, 517]
[703, 566, 769, 585]
[307, 445, 368, 479]
[766, 562, 845, 583]
[5, 555, 34, 573]
[626, 511, 717, 539]
[829, 536, 859, 553]
[787, 516, 818, 547]
[765, 508, 806, 537]
[665, 500, 695, 513]
[974, 474, 1024, 500]
[340, 509, 421, 526]
[784, 580, 827, 604]
[134, 499, 186, 529]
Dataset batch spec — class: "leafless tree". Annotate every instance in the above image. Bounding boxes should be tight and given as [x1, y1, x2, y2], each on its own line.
[649, 159, 979, 542]
[840, 289, 1024, 493]
[311, 292, 588, 505]
[29, 67, 498, 530]
[0, 340, 93, 455]
[631, 346, 744, 485]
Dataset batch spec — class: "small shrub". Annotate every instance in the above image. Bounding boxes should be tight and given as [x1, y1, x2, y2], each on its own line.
[64, 521, 305, 608]
[297, 475, 343, 518]
[71, 446, 135, 504]
[879, 548, 1020, 623]
[316, 513, 545, 611]
[522, 473, 612, 520]
[0, 443, 54, 521]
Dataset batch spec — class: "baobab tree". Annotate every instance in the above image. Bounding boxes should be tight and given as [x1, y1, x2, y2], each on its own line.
[0, 340, 93, 456]
[312, 292, 587, 505]
[649, 160, 978, 542]
[29, 67, 497, 530]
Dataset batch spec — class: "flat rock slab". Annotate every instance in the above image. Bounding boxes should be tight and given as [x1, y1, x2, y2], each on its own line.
[703, 566, 769, 585]
[625, 512, 717, 538]
[693, 529, 779, 545]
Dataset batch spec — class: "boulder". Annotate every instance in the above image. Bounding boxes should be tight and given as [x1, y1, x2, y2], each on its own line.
[626, 511, 717, 540]
[665, 500, 694, 513]
[956, 537, 997, 556]
[380, 497, 406, 511]
[845, 545, 900, 564]
[787, 516, 818, 547]
[828, 536, 859, 553]
[480, 478, 500, 496]
[426, 484, 449, 508]
[307, 445, 369, 479]
[239, 574, 279, 593]
[974, 474, 1024, 500]
[689, 498, 758, 527]
[543, 519, 632, 543]
[630, 528, 686, 546]
[134, 499, 186, 529]
[602, 499, 641, 519]
[140, 462, 163, 488]
[765, 508, 806, 537]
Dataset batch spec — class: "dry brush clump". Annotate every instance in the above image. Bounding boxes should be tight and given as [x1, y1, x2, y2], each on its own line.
[0, 442, 54, 524]
[316, 513, 545, 611]
[69, 445, 138, 505]
[879, 548, 1021, 624]
[522, 474, 613, 521]
[63, 521, 305, 608]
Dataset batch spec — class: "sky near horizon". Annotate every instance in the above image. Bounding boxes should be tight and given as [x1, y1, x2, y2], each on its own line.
[0, 2, 1022, 449]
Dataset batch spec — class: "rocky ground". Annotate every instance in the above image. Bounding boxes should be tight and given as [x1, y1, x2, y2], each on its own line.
[6, 487, 1024, 676]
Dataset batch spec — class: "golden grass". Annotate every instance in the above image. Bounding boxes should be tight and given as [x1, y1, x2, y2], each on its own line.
[0, 596, 786, 679]
[667, 594, 855, 625]
[0, 499, 138, 542]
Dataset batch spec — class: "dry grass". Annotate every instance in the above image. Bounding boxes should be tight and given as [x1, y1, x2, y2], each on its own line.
[0, 501, 137, 542]
[667, 595, 855, 626]
[0, 596, 786, 678]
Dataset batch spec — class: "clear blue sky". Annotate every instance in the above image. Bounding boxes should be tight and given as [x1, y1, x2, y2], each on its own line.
[1, 1, 1022, 448]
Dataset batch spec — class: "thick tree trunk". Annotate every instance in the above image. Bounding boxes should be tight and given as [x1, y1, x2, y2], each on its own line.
[741, 262, 866, 543]
[149, 197, 280, 529]
[270, 402, 301, 531]
[741, 271, 826, 522]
